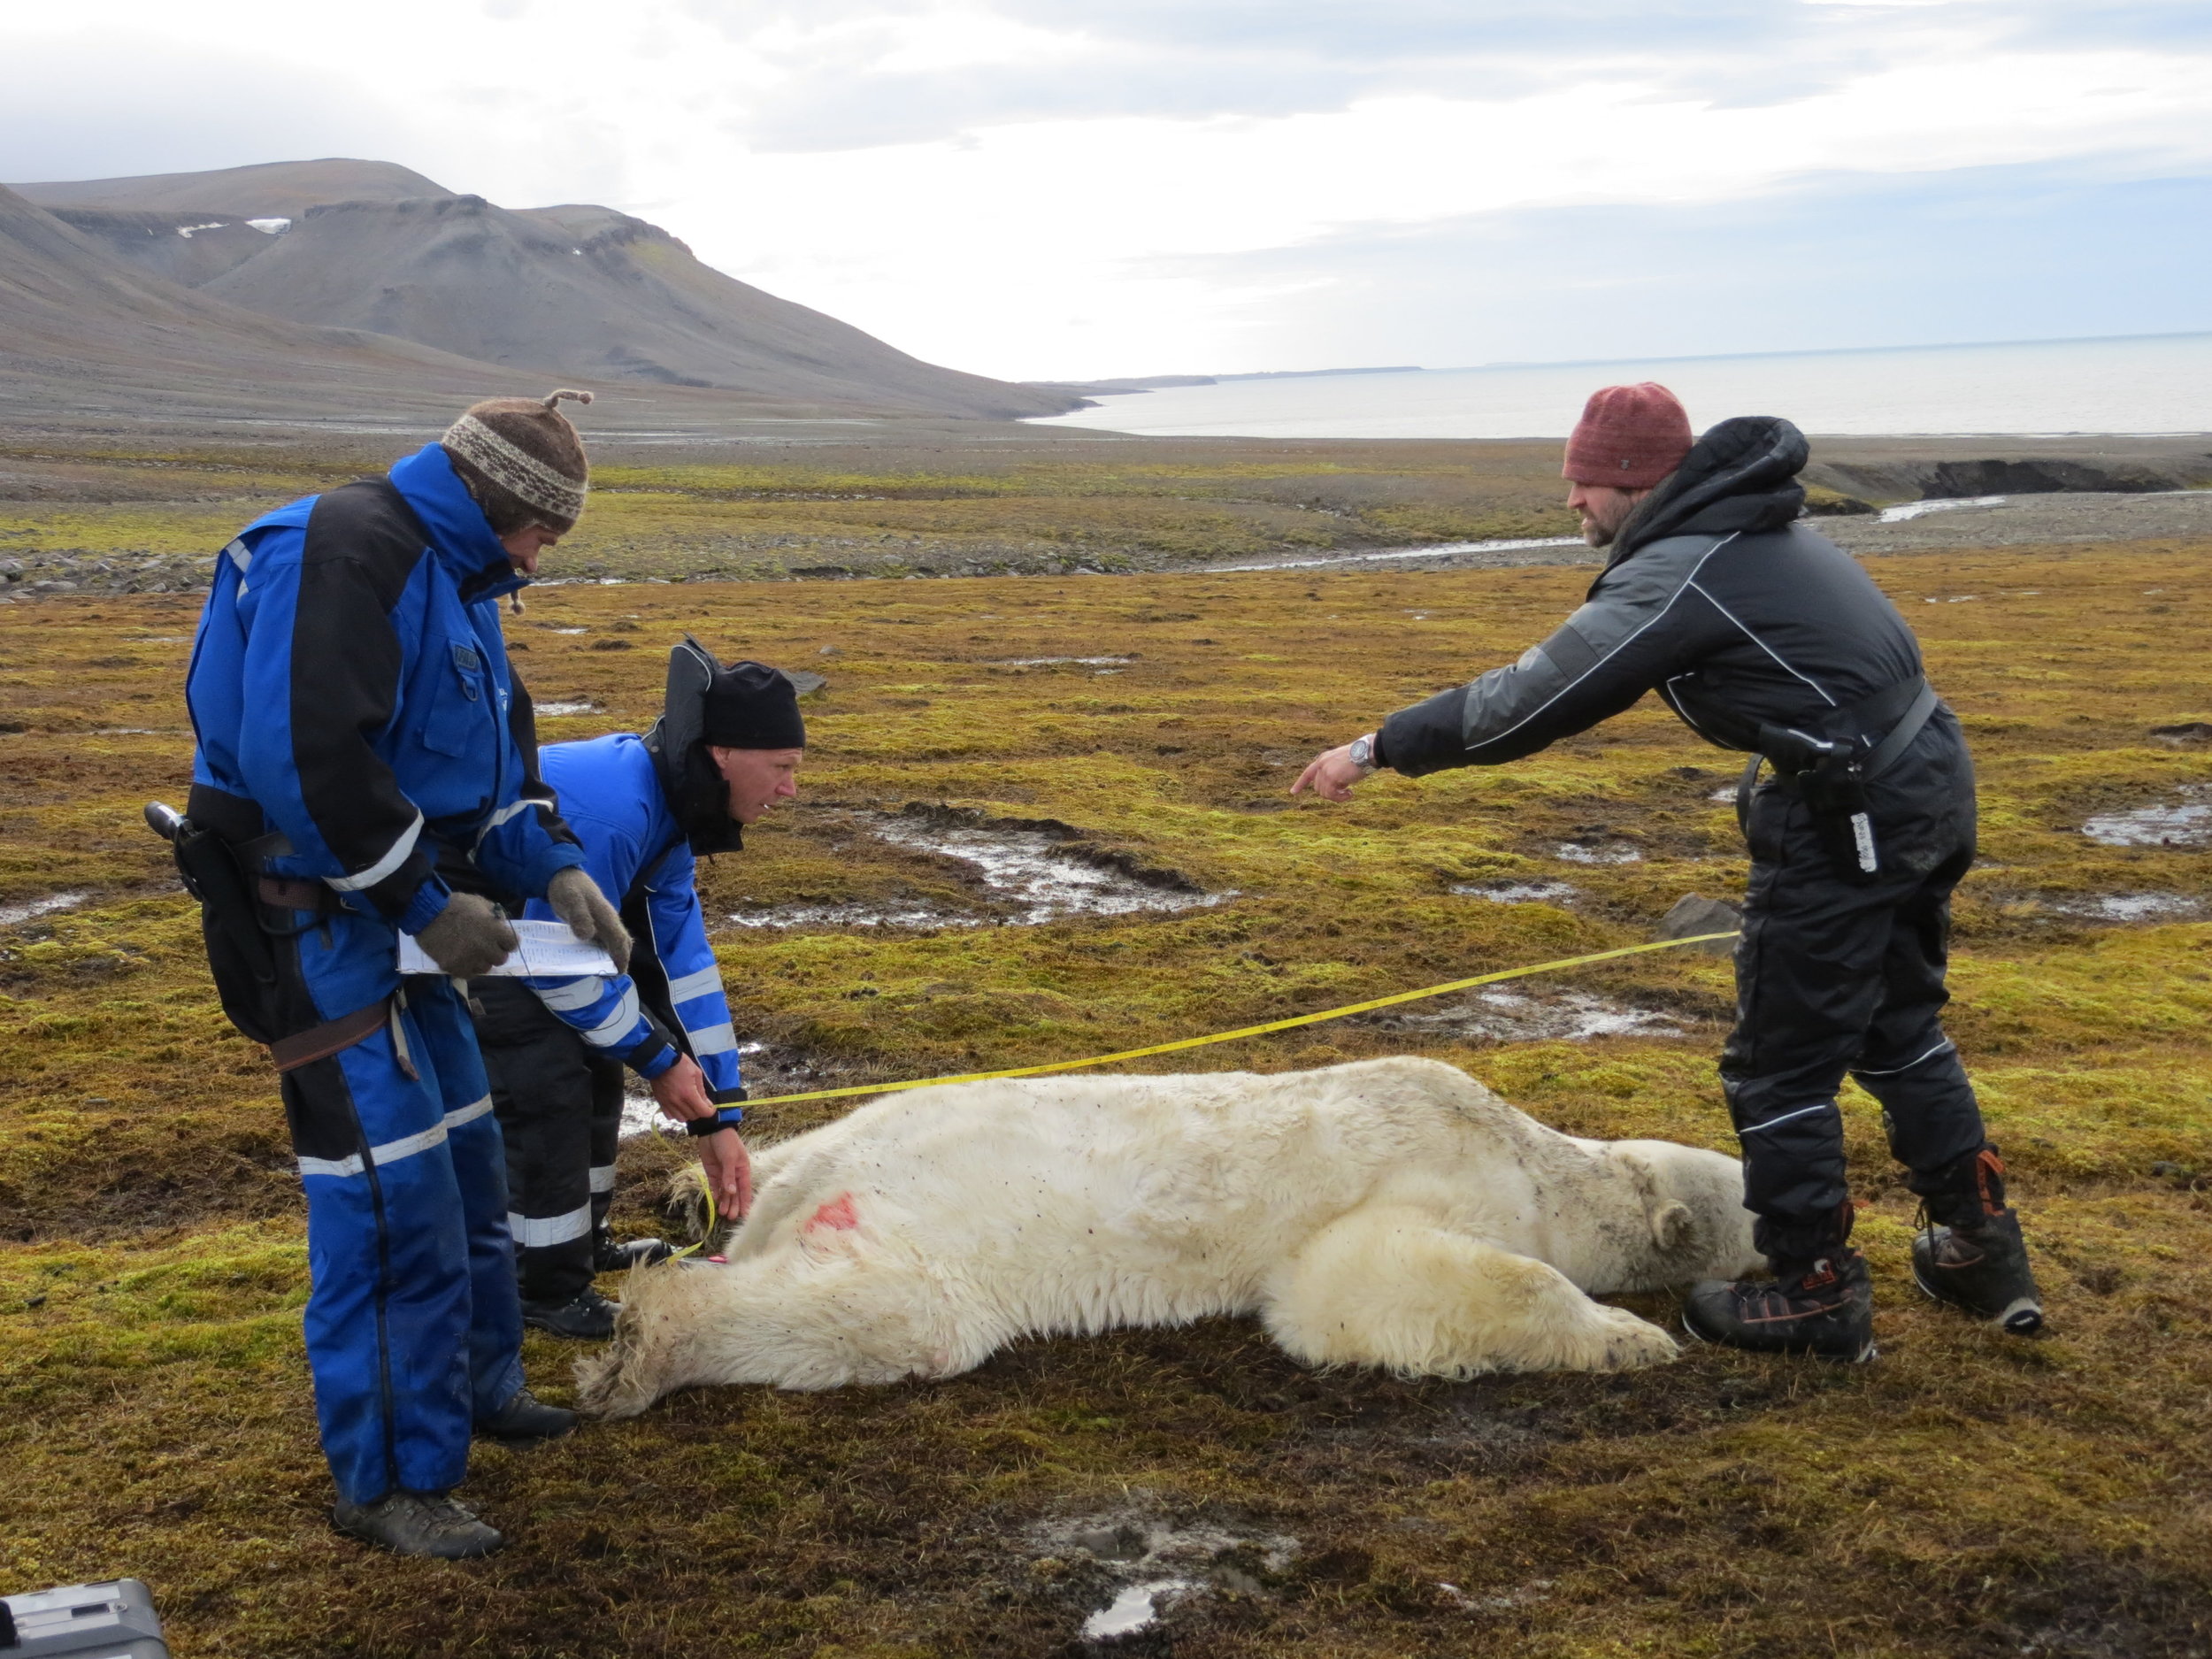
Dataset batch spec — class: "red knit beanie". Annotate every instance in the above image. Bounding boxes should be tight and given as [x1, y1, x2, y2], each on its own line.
[1563, 382, 1693, 488]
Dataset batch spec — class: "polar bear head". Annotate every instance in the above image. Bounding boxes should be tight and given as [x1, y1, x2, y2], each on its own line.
[1603, 1138, 1763, 1289]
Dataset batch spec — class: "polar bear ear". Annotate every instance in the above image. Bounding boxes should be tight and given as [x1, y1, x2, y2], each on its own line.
[1648, 1201, 1695, 1252]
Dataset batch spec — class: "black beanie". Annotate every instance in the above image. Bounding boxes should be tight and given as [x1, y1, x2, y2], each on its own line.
[701, 660, 806, 750]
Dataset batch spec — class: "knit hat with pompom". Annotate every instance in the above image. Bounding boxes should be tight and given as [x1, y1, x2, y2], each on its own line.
[441, 388, 594, 535]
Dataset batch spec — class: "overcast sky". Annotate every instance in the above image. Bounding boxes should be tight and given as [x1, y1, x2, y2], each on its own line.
[4, 1, 2208, 380]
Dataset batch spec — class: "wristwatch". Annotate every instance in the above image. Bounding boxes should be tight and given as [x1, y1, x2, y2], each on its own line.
[1348, 733, 1379, 774]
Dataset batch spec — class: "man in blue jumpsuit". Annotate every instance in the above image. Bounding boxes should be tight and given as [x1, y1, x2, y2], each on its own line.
[469, 641, 802, 1334]
[182, 392, 632, 1558]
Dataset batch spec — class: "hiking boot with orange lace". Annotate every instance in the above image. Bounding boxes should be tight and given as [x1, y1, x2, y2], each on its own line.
[1683, 1249, 1875, 1362]
[1910, 1145, 2043, 1334]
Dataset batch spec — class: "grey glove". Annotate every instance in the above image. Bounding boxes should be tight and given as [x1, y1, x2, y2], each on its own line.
[413, 892, 518, 979]
[547, 866, 632, 974]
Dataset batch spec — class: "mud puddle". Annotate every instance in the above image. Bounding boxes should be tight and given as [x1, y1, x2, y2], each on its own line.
[0, 892, 87, 927]
[1025, 1509, 1298, 1645]
[2043, 892, 2208, 922]
[989, 655, 1133, 667]
[2081, 790, 2212, 849]
[1365, 987, 1687, 1043]
[726, 899, 979, 931]
[1452, 880, 1579, 905]
[1555, 840, 1642, 865]
[726, 806, 1231, 931]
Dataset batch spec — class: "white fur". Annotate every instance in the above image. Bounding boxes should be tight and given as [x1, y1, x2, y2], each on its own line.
[577, 1056, 1761, 1417]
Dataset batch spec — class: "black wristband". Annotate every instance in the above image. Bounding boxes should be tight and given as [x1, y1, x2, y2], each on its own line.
[686, 1114, 733, 1138]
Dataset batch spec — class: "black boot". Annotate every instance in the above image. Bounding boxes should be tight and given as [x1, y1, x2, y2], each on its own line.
[477, 1386, 579, 1444]
[1684, 1202, 1874, 1361]
[1685, 1249, 1876, 1361]
[595, 1226, 673, 1273]
[1910, 1145, 2043, 1334]
[333, 1491, 503, 1558]
[520, 1285, 621, 1340]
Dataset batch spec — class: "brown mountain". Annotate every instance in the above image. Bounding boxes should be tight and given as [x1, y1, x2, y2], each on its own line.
[7, 158, 1077, 420]
[0, 180, 541, 428]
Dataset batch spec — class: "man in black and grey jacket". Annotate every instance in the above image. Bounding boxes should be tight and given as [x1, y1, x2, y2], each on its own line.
[1294, 383, 2041, 1361]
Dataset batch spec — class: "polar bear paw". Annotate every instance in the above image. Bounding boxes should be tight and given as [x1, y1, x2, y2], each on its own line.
[1587, 1302, 1680, 1371]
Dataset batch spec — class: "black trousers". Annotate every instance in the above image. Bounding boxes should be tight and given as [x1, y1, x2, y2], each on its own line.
[467, 976, 624, 1303]
[1722, 729, 1989, 1263]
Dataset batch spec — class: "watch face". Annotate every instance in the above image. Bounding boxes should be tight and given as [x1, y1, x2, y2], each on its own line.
[1350, 737, 1372, 765]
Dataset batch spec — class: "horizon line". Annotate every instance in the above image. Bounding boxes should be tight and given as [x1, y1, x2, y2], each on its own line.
[1072, 326, 2212, 386]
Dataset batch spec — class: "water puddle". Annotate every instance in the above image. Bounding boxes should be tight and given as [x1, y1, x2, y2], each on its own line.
[0, 892, 86, 926]
[534, 700, 601, 717]
[1555, 841, 1642, 865]
[2044, 892, 2208, 922]
[726, 899, 979, 931]
[1370, 987, 1686, 1043]
[1880, 495, 2007, 523]
[1026, 1511, 1298, 1644]
[726, 807, 1231, 931]
[1210, 534, 1586, 573]
[874, 813, 1225, 924]
[1082, 1580, 1198, 1640]
[1451, 880, 1579, 905]
[2081, 790, 2212, 849]
[990, 656, 1133, 667]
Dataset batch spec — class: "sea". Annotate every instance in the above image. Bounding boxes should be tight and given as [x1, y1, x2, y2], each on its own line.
[1024, 332, 2212, 441]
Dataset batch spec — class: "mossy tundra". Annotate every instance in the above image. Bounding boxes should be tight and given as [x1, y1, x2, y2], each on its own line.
[0, 436, 1578, 591]
[3, 516, 2209, 1656]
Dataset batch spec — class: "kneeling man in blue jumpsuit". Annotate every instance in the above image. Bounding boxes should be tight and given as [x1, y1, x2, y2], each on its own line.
[469, 641, 797, 1334]
[183, 391, 631, 1558]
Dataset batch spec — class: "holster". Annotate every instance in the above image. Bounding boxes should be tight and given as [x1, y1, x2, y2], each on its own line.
[169, 784, 391, 1070]
[1735, 678, 1939, 885]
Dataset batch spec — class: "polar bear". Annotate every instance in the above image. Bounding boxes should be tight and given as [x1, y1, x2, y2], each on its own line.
[576, 1056, 1761, 1417]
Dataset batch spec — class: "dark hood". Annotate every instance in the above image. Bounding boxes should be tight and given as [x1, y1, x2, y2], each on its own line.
[641, 635, 744, 856]
[1599, 415, 1809, 579]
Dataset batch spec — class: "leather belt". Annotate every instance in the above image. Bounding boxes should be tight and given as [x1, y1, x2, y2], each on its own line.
[269, 998, 391, 1073]
[258, 875, 339, 912]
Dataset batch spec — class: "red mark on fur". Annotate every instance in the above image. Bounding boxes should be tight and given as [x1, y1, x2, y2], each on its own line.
[804, 1193, 860, 1234]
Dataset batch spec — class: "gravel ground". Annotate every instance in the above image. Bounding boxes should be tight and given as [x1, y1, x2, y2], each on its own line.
[1198, 488, 2212, 576]
[5, 488, 2208, 600]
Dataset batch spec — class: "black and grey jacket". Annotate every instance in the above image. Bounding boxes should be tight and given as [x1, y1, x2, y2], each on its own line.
[1379, 417, 1936, 781]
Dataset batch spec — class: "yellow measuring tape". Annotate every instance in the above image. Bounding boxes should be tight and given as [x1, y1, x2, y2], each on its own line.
[664, 929, 1738, 1256]
[749, 930, 1740, 1110]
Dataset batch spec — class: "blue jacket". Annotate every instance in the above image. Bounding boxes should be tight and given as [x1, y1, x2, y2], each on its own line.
[186, 444, 584, 937]
[524, 733, 745, 1124]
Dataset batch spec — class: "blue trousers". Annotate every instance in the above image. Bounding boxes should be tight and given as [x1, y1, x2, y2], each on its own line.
[279, 912, 524, 1506]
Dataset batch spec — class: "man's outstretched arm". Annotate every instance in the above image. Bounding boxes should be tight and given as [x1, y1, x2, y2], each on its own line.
[1297, 537, 1736, 794]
